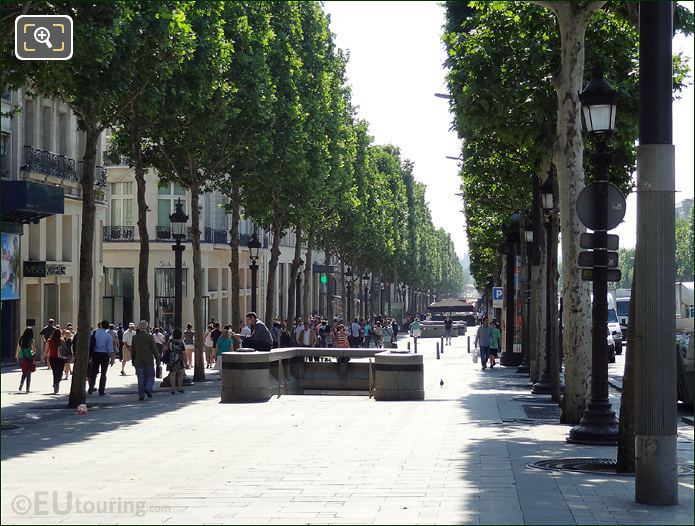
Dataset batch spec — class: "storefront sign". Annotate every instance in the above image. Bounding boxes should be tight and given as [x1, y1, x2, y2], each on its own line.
[47, 264, 67, 276]
[23, 261, 47, 278]
[2, 233, 21, 300]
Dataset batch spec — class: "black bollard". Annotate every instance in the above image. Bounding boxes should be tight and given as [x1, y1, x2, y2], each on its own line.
[440, 336, 444, 354]
[407, 341, 411, 351]
[467, 336, 470, 354]
[414, 337, 418, 354]
[436, 342, 440, 360]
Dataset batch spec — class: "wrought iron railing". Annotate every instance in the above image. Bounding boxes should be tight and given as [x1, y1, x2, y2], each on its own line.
[103, 226, 135, 241]
[21, 145, 77, 181]
[214, 229, 228, 244]
[156, 225, 192, 241]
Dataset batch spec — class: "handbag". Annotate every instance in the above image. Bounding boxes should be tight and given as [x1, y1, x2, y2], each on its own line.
[155, 363, 162, 378]
[472, 351, 479, 363]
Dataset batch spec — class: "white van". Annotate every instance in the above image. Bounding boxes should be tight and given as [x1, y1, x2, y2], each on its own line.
[593, 293, 623, 355]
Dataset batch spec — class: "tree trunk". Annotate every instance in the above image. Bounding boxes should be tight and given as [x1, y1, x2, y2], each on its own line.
[340, 259, 346, 321]
[68, 109, 98, 409]
[131, 102, 150, 323]
[264, 217, 283, 327]
[325, 249, 334, 322]
[229, 185, 241, 330]
[616, 272, 637, 472]
[548, 204, 562, 403]
[302, 228, 314, 318]
[549, 2, 606, 424]
[190, 184, 205, 383]
[286, 223, 302, 325]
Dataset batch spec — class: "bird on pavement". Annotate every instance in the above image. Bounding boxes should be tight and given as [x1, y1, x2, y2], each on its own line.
[440, 379, 444, 387]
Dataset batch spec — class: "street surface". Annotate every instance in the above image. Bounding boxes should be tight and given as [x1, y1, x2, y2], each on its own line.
[1, 331, 693, 525]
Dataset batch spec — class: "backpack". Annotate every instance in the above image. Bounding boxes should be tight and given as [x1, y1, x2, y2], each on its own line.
[168, 339, 185, 364]
[59, 341, 71, 359]
[89, 331, 97, 354]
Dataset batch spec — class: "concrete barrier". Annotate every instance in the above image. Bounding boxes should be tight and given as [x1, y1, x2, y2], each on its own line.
[373, 350, 424, 401]
[220, 347, 424, 402]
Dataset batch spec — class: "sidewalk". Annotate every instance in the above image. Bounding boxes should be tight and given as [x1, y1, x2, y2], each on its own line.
[1, 334, 693, 525]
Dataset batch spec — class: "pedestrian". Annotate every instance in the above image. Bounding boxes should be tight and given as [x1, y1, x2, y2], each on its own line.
[350, 318, 361, 348]
[88, 320, 116, 395]
[210, 322, 222, 367]
[203, 324, 214, 367]
[271, 320, 282, 349]
[280, 319, 292, 347]
[108, 324, 120, 360]
[131, 320, 160, 400]
[183, 323, 195, 369]
[214, 328, 239, 371]
[16, 328, 37, 393]
[373, 321, 384, 348]
[121, 322, 136, 376]
[299, 321, 316, 349]
[325, 323, 334, 348]
[43, 328, 66, 394]
[410, 317, 421, 339]
[236, 312, 273, 352]
[293, 318, 304, 346]
[61, 329, 74, 379]
[165, 328, 186, 394]
[363, 319, 372, 348]
[153, 327, 166, 356]
[334, 324, 349, 348]
[444, 316, 453, 346]
[39, 318, 55, 343]
[474, 316, 493, 371]
[116, 323, 124, 360]
[489, 319, 501, 368]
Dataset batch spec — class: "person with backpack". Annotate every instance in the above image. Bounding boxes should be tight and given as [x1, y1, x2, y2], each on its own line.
[488, 319, 502, 369]
[372, 321, 384, 349]
[16, 328, 37, 393]
[61, 329, 74, 380]
[43, 328, 66, 394]
[166, 328, 186, 394]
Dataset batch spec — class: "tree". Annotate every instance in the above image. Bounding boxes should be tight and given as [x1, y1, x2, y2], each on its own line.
[1, 1, 178, 407]
[675, 207, 694, 282]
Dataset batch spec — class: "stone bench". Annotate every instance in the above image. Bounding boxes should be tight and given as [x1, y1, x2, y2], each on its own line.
[220, 347, 424, 403]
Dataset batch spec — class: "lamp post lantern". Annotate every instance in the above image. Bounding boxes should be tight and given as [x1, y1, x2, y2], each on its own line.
[568, 66, 619, 445]
[362, 272, 370, 320]
[345, 267, 353, 321]
[247, 232, 262, 313]
[169, 198, 188, 331]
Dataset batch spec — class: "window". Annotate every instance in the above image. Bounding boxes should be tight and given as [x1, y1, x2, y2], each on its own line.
[155, 268, 187, 298]
[156, 182, 186, 226]
[24, 100, 35, 145]
[1, 133, 10, 177]
[109, 182, 134, 226]
[41, 105, 51, 151]
[58, 112, 68, 155]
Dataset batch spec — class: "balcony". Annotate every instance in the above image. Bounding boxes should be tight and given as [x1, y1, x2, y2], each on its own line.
[103, 226, 135, 241]
[239, 232, 269, 248]
[156, 225, 193, 241]
[21, 145, 77, 181]
[214, 229, 228, 244]
[77, 161, 108, 187]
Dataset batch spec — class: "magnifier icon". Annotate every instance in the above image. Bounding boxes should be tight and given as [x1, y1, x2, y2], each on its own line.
[33, 26, 53, 49]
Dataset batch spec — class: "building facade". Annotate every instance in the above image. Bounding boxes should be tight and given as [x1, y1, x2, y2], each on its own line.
[1, 87, 107, 360]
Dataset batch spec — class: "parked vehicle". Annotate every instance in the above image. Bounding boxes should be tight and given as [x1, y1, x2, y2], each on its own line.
[676, 330, 693, 407]
[607, 326, 616, 364]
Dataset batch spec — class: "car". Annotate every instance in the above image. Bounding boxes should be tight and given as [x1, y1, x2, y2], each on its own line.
[607, 327, 616, 363]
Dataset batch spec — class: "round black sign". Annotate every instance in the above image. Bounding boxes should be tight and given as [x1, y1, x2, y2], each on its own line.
[576, 182, 626, 231]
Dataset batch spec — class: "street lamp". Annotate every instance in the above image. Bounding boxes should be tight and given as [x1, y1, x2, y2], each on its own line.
[345, 267, 353, 321]
[247, 232, 262, 313]
[380, 282, 385, 316]
[568, 66, 619, 446]
[500, 212, 522, 366]
[169, 198, 188, 331]
[362, 272, 370, 320]
[296, 257, 304, 319]
[517, 210, 535, 374]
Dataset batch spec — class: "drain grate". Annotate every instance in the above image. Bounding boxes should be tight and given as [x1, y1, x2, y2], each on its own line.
[529, 458, 695, 477]
[522, 404, 562, 420]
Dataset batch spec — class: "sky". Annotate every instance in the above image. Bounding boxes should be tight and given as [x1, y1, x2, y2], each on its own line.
[323, 1, 694, 256]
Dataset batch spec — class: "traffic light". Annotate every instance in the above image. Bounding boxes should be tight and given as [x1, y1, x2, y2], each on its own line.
[320, 274, 328, 285]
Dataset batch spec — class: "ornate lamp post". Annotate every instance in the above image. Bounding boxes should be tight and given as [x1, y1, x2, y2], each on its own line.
[345, 267, 353, 321]
[296, 257, 304, 319]
[517, 212, 535, 374]
[169, 198, 188, 330]
[362, 272, 370, 320]
[247, 232, 261, 313]
[380, 282, 385, 316]
[568, 67, 619, 445]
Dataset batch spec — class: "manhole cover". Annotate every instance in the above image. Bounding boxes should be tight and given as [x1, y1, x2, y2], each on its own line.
[522, 404, 562, 420]
[528, 458, 695, 476]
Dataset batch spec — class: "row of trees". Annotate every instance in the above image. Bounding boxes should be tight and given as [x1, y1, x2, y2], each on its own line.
[443, 0, 692, 470]
[1, 1, 463, 407]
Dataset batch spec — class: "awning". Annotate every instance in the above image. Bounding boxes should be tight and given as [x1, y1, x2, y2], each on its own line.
[428, 297, 476, 313]
[2, 180, 64, 224]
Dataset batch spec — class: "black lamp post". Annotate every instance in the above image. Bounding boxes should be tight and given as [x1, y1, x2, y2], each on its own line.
[533, 171, 559, 394]
[169, 198, 188, 331]
[500, 212, 522, 366]
[568, 67, 619, 445]
[362, 272, 370, 320]
[517, 212, 535, 374]
[247, 232, 262, 313]
[345, 267, 353, 321]
[296, 257, 304, 319]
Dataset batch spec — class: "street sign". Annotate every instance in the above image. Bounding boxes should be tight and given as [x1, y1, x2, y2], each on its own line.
[580, 232, 619, 250]
[492, 287, 503, 308]
[577, 250, 619, 268]
[576, 182, 626, 231]
[581, 268, 622, 282]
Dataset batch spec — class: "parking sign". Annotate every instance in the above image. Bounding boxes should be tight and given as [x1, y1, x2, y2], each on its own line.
[492, 287, 503, 308]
